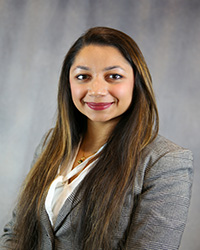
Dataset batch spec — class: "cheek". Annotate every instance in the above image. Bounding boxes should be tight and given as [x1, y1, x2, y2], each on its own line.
[70, 84, 84, 103]
[112, 81, 134, 103]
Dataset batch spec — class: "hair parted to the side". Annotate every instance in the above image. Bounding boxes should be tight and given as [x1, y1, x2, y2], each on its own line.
[12, 27, 159, 250]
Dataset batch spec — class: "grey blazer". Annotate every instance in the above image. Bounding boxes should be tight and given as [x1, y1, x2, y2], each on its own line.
[1, 135, 193, 249]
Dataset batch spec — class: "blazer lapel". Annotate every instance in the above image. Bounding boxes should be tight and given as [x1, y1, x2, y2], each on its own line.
[54, 185, 82, 233]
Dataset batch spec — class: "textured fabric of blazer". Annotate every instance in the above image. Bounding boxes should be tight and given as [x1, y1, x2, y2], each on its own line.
[0, 134, 193, 249]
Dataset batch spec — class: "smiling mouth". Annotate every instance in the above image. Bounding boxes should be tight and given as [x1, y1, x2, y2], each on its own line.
[86, 102, 114, 110]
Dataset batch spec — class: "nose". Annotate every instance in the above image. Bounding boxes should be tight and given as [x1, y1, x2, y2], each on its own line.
[88, 77, 107, 96]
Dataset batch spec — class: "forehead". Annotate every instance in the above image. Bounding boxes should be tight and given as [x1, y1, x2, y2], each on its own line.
[71, 44, 130, 67]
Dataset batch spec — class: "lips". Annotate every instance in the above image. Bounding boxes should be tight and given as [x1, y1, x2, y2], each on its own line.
[86, 102, 113, 110]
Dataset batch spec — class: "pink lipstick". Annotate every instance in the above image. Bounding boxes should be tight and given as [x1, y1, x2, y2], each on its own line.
[86, 102, 113, 110]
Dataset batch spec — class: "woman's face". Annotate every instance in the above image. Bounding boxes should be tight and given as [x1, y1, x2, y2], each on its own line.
[69, 45, 134, 124]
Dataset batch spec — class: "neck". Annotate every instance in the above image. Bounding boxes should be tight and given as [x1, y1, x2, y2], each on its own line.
[82, 119, 118, 153]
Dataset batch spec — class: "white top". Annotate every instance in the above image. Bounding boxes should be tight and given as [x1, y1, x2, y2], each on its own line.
[45, 143, 104, 226]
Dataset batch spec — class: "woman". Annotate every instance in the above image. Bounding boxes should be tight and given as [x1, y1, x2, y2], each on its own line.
[1, 27, 193, 250]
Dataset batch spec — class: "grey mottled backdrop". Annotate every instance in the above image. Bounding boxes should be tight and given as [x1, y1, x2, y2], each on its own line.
[0, 0, 199, 249]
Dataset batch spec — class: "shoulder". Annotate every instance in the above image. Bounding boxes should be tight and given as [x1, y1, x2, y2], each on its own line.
[134, 135, 193, 193]
[30, 129, 53, 168]
[142, 134, 193, 166]
[128, 135, 193, 249]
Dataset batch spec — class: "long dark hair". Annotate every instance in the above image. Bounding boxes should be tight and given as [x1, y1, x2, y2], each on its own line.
[12, 27, 159, 250]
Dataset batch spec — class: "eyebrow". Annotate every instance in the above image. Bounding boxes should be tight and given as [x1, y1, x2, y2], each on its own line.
[73, 66, 90, 71]
[72, 65, 125, 71]
[103, 66, 125, 71]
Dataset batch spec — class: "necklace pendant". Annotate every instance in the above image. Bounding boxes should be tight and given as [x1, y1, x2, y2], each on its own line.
[77, 157, 85, 164]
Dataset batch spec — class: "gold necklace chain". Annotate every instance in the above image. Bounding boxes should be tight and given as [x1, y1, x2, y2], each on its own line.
[77, 151, 97, 164]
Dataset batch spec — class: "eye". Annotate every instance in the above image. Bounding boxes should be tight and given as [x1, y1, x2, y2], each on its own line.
[76, 74, 91, 81]
[106, 74, 123, 80]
